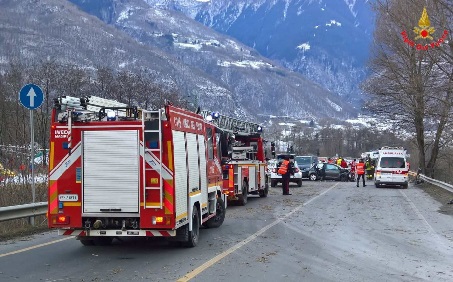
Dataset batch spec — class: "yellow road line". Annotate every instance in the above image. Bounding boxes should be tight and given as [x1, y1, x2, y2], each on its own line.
[0, 236, 74, 258]
[177, 183, 339, 282]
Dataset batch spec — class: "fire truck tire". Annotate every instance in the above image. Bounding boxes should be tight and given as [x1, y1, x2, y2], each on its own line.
[297, 179, 302, 187]
[271, 180, 277, 187]
[204, 198, 226, 228]
[184, 206, 200, 248]
[237, 183, 248, 206]
[259, 183, 269, 197]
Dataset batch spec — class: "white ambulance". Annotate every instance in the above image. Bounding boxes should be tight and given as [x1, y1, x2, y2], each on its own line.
[374, 146, 409, 188]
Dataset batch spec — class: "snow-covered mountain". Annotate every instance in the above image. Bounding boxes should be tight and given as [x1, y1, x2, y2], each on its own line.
[0, 0, 358, 121]
[142, 0, 375, 105]
[63, 0, 358, 119]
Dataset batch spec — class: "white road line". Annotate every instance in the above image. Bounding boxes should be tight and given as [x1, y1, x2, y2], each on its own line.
[399, 189, 451, 250]
[176, 183, 339, 282]
[0, 236, 74, 258]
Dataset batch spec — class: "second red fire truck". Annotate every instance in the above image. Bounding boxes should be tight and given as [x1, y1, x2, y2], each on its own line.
[200, 111, 269, 205]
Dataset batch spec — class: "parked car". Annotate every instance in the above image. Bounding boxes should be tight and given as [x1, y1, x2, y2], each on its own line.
[270, 154, 303, 187]
[295, 155, 318, 178]
[266, 159, 278, 176]
[308, 163, 350, 181]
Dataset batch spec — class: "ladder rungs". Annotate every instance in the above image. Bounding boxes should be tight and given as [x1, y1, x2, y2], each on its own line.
[142, 109, 163, 210]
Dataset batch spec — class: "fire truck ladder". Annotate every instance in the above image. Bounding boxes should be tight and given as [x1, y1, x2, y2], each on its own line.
[200, 110, 262, 134]
[142, 109, 164, 209]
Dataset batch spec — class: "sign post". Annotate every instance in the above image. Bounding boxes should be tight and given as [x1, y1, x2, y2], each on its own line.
[19, 84, 44, 226]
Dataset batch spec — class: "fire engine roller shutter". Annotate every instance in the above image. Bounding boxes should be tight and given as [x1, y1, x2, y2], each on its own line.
[173, 131, 188, 219]
[186, 133, 200, 193]
[83, 130, 139, 213]
[198, 134, 208, 205]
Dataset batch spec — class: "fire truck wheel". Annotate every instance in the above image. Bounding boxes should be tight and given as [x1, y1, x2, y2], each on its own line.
[204, 198, 226, 228]
[271, 180, 277, 187]
[297, 179, 302, 187]
[259, 184, 269, 197]
[237, 183, 248, 206]
[184, 206, 200, 248]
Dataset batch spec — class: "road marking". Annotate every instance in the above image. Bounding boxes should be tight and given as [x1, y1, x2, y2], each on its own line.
[176, 183, 339, 282]
[0, 236, 74, 258]
[399, 190, 451, 250]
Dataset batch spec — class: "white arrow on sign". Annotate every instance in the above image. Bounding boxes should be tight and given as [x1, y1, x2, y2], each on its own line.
[27, 87, 37, 107]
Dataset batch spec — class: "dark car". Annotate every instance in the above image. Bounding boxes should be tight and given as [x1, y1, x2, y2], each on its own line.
[308, 163, 350, 181]
[295, 156, 318, 178]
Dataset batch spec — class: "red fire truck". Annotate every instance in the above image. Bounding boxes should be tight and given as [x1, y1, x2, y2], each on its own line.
[200, 111, 269, 205]
[48, 96, 226, 247]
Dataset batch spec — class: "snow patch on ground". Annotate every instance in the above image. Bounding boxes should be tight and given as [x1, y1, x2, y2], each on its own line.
[218, 60, 273, 69]
[175, 42, 202, 51]
[325, 98, 342, 112]
[326, 20, 342, 27]
[297, 42, 310, 51]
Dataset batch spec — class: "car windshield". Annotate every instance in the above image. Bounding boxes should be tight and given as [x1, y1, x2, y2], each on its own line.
[380, 157, 406, 168]
[295, 157, 312, 165]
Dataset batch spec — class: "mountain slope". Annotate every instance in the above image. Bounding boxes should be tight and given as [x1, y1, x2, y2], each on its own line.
[142, 0, 374, 105]
[0, 0, 357, 120]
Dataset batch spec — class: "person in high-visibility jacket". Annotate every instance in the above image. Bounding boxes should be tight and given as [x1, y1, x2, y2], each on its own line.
[355, 158, 366, 187]
[278, 156, 294, 195]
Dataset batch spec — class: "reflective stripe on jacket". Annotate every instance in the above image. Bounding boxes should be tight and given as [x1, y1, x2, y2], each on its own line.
[356, 163, 365, 175]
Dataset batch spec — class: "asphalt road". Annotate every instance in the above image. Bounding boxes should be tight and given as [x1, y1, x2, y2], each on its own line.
[1, 180, 452, 282]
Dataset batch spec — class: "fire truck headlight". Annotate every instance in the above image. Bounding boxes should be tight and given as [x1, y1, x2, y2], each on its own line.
[257, 126, 263, 132]
[106, 111, 116, 121]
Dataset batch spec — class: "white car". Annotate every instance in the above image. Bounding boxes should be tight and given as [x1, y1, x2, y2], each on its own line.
[270, 154, 303, 187]
[266, 159, 278, 176]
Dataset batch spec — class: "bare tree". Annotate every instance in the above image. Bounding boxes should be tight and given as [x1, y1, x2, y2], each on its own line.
[362, 0, 453, 177]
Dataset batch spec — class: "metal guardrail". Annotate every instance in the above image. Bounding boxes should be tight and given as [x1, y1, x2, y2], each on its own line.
[418, 174, 453, 193]
[0, 202, 47, 222]
[1, 173, 452, 223]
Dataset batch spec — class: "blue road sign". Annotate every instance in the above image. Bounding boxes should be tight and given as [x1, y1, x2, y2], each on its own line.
[19, 84, 44, 110]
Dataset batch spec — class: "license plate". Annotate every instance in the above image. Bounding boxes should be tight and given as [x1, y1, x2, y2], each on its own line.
[58, 194, 78, 201]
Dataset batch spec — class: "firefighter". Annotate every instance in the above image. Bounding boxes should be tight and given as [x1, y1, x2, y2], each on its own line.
[356, 158, 366, 187]
[365, 157, 374, 180]
[278, 156, 294, 195]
